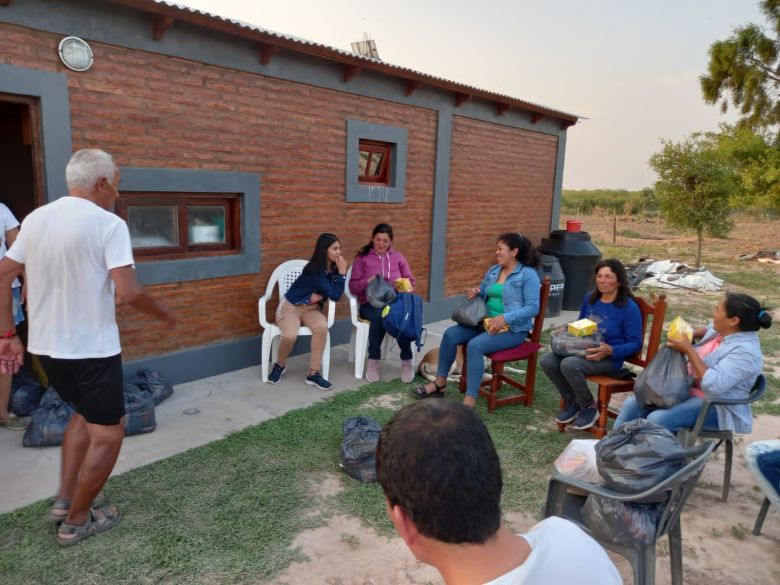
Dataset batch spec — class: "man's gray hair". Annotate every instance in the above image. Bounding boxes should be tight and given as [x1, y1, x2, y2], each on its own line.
[65, 149, 116, 191]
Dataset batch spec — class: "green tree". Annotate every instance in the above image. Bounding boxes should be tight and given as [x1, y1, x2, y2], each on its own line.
[701, 0, 780, 134]
[649, 134, 736, 268]
[713, 124, 780, 213]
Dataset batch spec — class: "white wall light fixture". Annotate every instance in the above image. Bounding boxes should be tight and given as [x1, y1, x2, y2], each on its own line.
[58, 36, 94, 72]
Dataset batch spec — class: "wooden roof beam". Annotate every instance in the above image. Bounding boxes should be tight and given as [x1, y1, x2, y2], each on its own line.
[497, 102, 510, 116]
[455, 92, 471, 108]
[531, 113, 544, 124]
[152, 14, 174, 40]
[405, 80, 421, 97]
[258, 43, 278, 65]
[560, 120, 576, 129]
[344, 65, 362, 83]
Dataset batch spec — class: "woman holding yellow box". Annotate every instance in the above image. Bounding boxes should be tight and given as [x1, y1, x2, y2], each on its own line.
[540, 259, 642, 430]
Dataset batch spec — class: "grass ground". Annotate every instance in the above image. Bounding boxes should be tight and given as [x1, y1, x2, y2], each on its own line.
[0, 374, 571, 585]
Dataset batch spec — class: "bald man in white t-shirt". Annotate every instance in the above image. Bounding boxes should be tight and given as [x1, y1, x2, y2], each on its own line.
[377, 401, 622, 585]
[0, 149, 175, 547]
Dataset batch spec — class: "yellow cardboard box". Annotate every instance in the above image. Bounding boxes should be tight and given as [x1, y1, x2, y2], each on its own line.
[568, 318, 598, 337]
[394, 277, 412, 292]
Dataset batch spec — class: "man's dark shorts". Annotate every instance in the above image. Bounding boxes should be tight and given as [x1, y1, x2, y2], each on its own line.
[37, 354, 124, 425]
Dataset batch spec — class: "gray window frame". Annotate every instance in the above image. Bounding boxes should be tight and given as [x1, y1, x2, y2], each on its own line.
[345, 120, 407, 203]
[119, 168, 260, 285]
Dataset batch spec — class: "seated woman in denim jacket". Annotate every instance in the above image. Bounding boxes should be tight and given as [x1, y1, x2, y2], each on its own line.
[615, 293, 772, 434]
[414, 233, 541, 409]
[267, 233, 348, 391]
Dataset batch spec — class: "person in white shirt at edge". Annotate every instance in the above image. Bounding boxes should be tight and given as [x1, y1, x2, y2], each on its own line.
[376, 400, 622, 585]
[0, 149, 175, 547]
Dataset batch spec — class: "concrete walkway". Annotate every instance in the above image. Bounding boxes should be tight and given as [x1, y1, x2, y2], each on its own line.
[0, 312, 576, 513]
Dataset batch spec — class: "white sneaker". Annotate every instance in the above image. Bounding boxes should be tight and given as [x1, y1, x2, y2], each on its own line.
[401, 359, 414, 384]
[366, 359, 381, 383]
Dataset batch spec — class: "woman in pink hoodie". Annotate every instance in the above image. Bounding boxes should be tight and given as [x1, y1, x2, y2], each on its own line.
[349, 223, 416, 383]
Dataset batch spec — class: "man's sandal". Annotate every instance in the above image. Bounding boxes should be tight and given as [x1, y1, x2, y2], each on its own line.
[413, 381, 447, 399]
[57, 505, 121, 547]
[46, 491, 105, 525]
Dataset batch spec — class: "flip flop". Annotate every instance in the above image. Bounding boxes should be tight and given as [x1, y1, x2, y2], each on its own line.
[46, 491, 106, 525]
[413, 381, 447, 399]
[57, 505, 121, 547]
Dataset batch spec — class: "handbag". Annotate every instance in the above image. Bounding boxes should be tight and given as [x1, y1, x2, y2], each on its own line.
[366, 277, 396, 309]
[451, 296, 487, 328]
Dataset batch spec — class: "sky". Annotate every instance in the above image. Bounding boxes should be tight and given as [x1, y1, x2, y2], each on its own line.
[170, 0, 766, 190]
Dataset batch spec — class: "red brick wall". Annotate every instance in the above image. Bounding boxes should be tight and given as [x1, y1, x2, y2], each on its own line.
[0, 23, 437, 360]
[444, 116, 558, 296]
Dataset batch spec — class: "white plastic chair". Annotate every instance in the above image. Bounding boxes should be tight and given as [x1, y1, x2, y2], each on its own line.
[344, 266, 416, 380]
[258, 259, 336, 382]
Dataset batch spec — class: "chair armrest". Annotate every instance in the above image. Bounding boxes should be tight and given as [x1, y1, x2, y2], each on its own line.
[348, 293, 361, 325]
[325, 298, 336, 329]
[688, 382, 766, 440]
[258, 295, 272, 330]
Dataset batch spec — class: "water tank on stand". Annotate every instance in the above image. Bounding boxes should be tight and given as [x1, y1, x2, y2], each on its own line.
[541, 255, 565, 318]
[540, 230, 602, 310]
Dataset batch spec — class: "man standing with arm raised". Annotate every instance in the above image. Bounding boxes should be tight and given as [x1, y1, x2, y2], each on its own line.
[0, 149, 175, 546]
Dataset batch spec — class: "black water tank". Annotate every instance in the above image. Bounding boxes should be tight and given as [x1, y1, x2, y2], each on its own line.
[540, 230, 602, 310]
[542, 255, 565, 317]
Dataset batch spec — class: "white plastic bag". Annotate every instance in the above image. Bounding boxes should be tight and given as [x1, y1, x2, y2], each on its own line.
[554, 439, 602, 483]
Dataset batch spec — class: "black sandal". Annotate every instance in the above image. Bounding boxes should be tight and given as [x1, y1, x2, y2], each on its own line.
[413, 381, 447, 399]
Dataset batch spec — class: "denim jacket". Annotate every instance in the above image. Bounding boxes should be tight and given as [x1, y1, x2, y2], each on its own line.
[284, 267, 346, 306]
[479, 264, 541, 333]
[697, 326, 763, 434]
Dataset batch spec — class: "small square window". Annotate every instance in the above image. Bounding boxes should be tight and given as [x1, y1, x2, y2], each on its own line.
[117, 193, 240, 260]
[358, 140, 392, 185]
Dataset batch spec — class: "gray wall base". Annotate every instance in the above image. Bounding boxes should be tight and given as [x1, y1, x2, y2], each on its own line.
[123, 297, 464, 385]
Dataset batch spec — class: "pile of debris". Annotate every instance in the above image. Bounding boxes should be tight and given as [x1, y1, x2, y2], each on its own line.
[626, 259, 724, 292]
[738, 250, 780, 264]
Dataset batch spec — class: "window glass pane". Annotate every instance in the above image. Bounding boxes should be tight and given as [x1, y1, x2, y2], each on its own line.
[368, 152, 384, 175]
[358, 150, 369, 175]
[128, 206, 178, 248]
[188, 206, 226, 243]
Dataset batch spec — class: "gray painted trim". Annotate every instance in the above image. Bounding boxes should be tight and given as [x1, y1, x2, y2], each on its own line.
[550, 130, 568, 232]
[428, 111, 453, 301]
[345, 120, 407, 203]
[0, 64, 72, 202]
[0, 0, 565, 138]
[123, 300, 461, 385]
[120, 168, 260, 285]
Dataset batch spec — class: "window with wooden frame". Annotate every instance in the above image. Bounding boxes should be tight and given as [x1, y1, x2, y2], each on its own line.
[358, 140, 392, 185]
[116, 193, 241, 260]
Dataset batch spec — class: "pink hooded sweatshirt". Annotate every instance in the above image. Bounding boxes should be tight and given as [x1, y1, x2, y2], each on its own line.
[349, 246, 416, 305]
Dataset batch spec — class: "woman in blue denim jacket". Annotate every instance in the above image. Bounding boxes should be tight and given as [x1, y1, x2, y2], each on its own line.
[267, 233, 348, 390]
[414, 233, 541, 408]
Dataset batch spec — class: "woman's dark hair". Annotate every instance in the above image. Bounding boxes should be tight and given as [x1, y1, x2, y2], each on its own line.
[304, 233, 340, 275]
[357, 223, 394, 257]
[588, 258, 635, 307]
[724, 293, 773, 332]
[497, 232, 541, 270]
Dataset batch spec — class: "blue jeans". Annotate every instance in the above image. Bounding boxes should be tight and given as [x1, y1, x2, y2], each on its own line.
[437, 324, 528, 399]
[359, 303, 412, 360]
[614, 395, 719, 433]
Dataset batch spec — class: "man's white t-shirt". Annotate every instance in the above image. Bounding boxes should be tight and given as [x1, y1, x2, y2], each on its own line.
[6, 196, 135, 359]
[0, 202, 21, 289]
[484, 517, 622, 584]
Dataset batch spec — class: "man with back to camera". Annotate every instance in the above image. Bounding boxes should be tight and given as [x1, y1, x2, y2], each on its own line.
[376, 400, 622, 584]
[0, 148, 175, 546]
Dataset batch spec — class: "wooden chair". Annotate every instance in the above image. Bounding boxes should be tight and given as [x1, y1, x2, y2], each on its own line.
[556, 293, 667, 439]
[458, 277, 550, 412]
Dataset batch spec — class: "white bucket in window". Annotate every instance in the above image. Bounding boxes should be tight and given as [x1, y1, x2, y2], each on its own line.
[191, 225, 221, 243]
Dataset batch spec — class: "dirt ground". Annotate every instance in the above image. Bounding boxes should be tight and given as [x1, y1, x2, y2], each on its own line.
[270, 215, 780, 585]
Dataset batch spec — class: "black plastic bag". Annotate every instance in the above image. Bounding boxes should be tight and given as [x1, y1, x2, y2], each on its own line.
[23, 388, 75, 448]
[132, 368, 173, 405]
[582, 494, 661, 545]
[633, 347, 692, 408]
[366, 278, 396, 309]
[10, 371, 46, 416]
[596, 419, 687, 494]
[340, 416, 381, 483]
[451, 296, 487, 328]
[123, 382, 157, 436]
